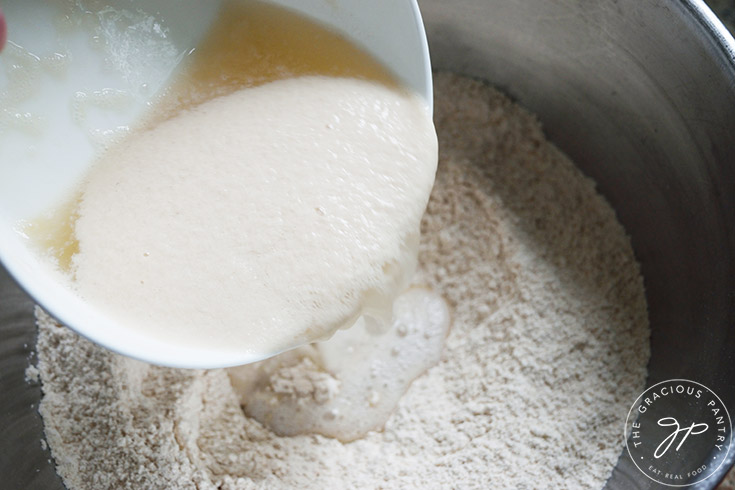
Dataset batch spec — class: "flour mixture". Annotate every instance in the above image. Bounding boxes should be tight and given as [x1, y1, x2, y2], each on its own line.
[33, 73, 650, 489]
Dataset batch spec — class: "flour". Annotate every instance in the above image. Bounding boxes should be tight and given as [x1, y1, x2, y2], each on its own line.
[34, 72, 650, 489]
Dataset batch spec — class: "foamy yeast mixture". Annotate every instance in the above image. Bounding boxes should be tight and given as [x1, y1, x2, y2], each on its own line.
[229, 287, 450, 441]
[71, 76, 437, 356]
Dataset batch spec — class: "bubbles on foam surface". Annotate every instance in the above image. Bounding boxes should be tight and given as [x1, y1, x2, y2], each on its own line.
[228, 287, 451, 442]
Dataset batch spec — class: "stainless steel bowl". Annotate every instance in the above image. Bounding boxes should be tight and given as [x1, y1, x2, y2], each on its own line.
[1, 0, 734, 488]
[420, 0, 735, 486]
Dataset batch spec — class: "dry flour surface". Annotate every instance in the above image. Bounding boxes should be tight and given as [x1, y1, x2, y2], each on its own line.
[34, 73, 650, 489]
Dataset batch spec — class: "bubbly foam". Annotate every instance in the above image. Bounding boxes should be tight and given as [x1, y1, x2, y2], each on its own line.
[71, 76, 437, 357]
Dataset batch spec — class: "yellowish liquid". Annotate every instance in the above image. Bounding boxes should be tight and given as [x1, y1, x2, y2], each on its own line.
[25, 0, 397, 271]
[157, 0, 397, 121]
[23, 193, 82, 272]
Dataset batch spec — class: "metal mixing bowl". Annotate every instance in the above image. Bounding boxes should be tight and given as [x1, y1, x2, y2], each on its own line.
[1, 0, 734, 488]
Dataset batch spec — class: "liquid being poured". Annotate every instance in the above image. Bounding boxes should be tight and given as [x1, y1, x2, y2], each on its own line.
[22, 0, 447, 442]
[228, 288, 451, 442]
[70, 76, 437, 355]
[24, 0, 438, 358]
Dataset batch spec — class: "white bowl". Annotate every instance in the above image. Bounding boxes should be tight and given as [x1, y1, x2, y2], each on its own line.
[0, 0, 432, 368]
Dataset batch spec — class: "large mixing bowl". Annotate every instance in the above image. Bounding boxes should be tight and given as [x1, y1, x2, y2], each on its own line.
[1, 0, 734, 488]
